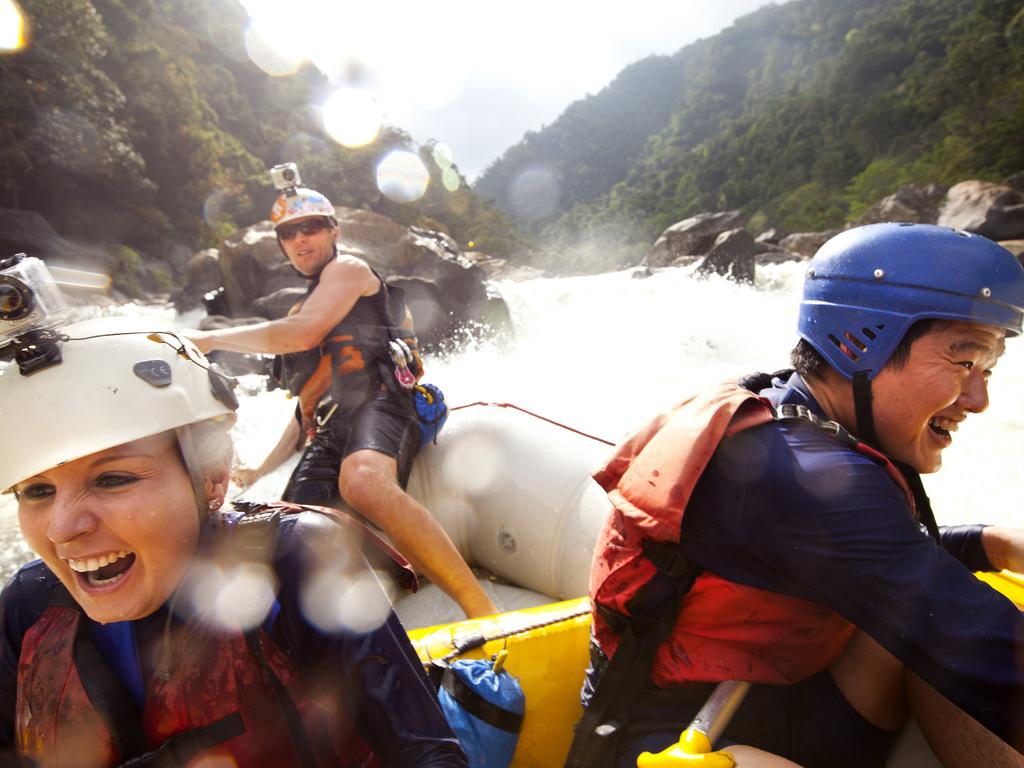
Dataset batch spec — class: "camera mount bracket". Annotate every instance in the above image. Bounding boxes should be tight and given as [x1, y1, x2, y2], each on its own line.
[0, 330, 63, 376]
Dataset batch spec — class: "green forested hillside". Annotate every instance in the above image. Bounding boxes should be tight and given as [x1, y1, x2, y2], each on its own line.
[476, 0, 1024, 271]
[0, 0, 523, 273]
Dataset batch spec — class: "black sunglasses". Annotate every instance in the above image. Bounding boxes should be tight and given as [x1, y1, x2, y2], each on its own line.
[277, 218, 331, 241]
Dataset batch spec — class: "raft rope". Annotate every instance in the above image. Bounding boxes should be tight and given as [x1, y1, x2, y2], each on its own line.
[450, 401, 615, 447]
[431, 602, 593, 666]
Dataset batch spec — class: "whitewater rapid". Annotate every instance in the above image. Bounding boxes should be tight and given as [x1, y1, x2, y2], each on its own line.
[3, 261, 1022, 585]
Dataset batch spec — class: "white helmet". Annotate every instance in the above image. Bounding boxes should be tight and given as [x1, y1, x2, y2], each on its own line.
[270, 187, 336, 228]
[0, 316, 237, 491]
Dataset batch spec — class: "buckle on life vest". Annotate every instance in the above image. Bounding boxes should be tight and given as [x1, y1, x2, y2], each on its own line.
[389, 339, 416, 390]
[313, 396, 339, 428]
[777, 403, 858, 448]
[642, 539, 697, 580]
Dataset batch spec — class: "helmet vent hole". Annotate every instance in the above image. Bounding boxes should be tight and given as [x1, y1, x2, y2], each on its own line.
[843, 331, 868, 353]
[861, 327, 877, 340]
[828, 334, 860, 362]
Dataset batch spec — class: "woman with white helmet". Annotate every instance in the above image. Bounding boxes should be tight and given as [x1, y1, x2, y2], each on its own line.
[0, 317, 467, 767]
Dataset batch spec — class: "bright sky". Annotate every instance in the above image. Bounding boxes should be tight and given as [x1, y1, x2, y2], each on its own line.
[239, 1, 778, 181]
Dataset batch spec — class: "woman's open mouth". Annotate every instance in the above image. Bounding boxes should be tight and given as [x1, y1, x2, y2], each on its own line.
[68, 551, 137, 588]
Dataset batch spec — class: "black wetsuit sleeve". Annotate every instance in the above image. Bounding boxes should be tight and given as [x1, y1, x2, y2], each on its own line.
[0, 561, 55, 760]
[938, 524, 993, 572]
[681, 425, 1024, 749]
[270, 513, 467, 767]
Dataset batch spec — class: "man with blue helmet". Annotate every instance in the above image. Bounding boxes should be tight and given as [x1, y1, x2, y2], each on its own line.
[575, 224, 1024, 767]
[186, 175, 496, 620]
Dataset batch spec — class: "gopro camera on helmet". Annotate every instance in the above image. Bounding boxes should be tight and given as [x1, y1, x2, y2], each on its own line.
[0, 253, 71, 374]
[270, 162, 302, 194]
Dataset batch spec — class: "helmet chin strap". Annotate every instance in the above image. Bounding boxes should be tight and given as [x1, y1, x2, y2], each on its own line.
[175, 425, 209, 518]
[852, 370, 881, 449]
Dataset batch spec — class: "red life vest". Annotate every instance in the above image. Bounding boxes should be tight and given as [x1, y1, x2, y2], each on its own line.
[590, 381, 915, 687]
[16, 598, 377, 768]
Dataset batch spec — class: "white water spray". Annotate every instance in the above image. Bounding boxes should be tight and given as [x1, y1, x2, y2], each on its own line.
[3, 264, 1022, 583]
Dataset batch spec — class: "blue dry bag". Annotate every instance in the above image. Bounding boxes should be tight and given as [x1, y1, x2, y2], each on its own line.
[438, 657, 524, 768]
[414, 383, 448, 448]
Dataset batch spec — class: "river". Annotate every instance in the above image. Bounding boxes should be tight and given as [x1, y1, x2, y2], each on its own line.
[3, 261, 1023, 585]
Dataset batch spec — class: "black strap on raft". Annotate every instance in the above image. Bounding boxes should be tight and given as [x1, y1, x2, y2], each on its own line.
[564, 544, 703, 768]
[441, 669, 525, 734]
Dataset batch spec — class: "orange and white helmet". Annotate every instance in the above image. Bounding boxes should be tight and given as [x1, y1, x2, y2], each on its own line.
[270, 188, 336, 229]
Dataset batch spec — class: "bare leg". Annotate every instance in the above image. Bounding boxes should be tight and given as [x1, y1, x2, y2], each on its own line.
[339, 449, 498, 619]
[830, 630, 909, 731]
[712, 632, 900, 768]
[907, 673, 1023, 768]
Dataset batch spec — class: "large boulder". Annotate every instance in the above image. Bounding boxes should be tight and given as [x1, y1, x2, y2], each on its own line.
[196, 208, 511, 351]
[854, 184, 946, 226]
[937, 181, 1024, 241]
[753, 241, 802, 265]
[171, 249, 221, 311]
[0, 208, 106, 270]
[755, 227, 787, 245]
[217, 221, 304, 317]
[649, 211, 745, 267]
[693, 229, 756, 284]
[778, 229, 841, 258]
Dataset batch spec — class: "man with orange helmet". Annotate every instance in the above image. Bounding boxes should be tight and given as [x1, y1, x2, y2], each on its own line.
[186, 167, 496, 620]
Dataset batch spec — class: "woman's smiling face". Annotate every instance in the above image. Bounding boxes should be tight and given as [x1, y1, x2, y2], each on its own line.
[15, 432, 201, 623]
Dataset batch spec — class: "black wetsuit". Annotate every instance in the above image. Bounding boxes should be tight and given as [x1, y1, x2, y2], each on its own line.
[278, 271, 421, 503]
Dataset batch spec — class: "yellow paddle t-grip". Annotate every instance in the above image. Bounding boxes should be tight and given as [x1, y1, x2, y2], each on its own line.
[636, 680, 750, 767]
[636, 728, 736, 767]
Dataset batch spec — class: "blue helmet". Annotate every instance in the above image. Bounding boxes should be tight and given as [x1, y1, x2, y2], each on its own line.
[798, 223, 1024, 381]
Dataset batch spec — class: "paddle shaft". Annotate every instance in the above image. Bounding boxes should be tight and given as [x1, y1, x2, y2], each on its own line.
[689, 680, 752, 745]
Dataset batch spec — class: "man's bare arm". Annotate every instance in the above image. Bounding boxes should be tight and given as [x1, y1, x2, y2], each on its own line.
[187, 257, 378, 354]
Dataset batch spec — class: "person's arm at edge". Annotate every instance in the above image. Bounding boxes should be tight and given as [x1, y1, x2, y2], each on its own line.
[941, 524, 1024, 573]
[938, 525, 993, 572]
[980, 525, 1024, 573]
[188, 258, 377, 355]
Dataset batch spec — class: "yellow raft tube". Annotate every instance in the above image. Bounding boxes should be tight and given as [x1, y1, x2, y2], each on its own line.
[408, 571, 1024, 768]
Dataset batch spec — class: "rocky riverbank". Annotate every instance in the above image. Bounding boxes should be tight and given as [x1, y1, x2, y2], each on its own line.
[646, 175, 1024, 283]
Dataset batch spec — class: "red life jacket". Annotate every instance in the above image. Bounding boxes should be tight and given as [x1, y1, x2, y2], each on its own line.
[16, 598, 377, 768]
[590, 381, 915, 687]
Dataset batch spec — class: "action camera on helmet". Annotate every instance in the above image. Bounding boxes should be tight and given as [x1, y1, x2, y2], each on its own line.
[0, 253, 71, 374]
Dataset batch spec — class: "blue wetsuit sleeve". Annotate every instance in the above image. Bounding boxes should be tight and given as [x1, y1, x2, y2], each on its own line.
[938, 524, 993, 572]
[681, 425, 1024, 748]
[271, 513, 467, 767]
